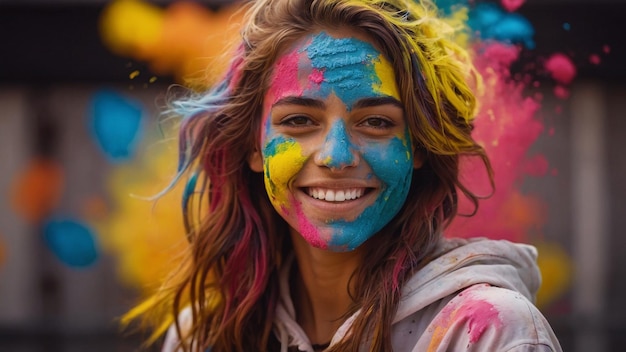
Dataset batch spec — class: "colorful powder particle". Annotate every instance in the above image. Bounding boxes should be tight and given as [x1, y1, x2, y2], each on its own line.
[10, 158, 64, 223]
[129, 70, 140, 79]
[469, 3, 535, 49]
[149, 76, 158, 83]
[501, 0, 525, 13]
[544, 53, 577, 84]
[553, 85, 570, 100]
[603, 44, 611, 54]
[43, 218, 100, 268]
[90, 90, 144, 162]
[589, 54, 601, 65]
[562, 22, 571, 31]
[535, 241, 573, 308]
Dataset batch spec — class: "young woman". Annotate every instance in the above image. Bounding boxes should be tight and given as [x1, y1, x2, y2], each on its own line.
[130, 0, 563, 350]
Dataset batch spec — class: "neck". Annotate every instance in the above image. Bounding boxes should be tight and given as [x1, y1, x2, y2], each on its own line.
[290, 231, 364, 345]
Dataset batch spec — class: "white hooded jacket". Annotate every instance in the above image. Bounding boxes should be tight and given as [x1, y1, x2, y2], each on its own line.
[163, 238, 563, 351]
[272, 238, 563, 352]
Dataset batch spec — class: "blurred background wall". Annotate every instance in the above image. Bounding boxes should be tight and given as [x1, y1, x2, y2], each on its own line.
[1, 0, 625, 351]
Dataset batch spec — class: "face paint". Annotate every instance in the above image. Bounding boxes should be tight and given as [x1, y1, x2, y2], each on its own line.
[262, 135, 307, 213]
[318, 119, 355, 169]
[261, 30, 413, 251]
[304, 32, 400, 109]
[323, 129, 413, 250]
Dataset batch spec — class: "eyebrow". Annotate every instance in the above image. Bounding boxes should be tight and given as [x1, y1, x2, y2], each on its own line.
[271, 96, 403, 110]
[271, 96, 326, 109]
[352, 96, 403, 110]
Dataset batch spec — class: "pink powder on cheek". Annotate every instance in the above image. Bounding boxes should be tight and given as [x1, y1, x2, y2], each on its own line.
[293, 201, 327, 249]
[428, 286, 503, 348]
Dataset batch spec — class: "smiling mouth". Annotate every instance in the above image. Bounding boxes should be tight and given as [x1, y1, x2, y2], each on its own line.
[305, 187, 373, 202]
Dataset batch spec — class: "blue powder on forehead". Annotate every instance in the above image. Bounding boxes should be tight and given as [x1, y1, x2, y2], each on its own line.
[303, 32, 384, 109]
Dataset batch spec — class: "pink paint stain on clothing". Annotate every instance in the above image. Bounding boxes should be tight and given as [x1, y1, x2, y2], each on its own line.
[464, 300, 502, 343]
[544, 53, 577, 84]
[428, 285, 503, 350]
[448, 42, 547, 243]
[501, 0, 525, 12]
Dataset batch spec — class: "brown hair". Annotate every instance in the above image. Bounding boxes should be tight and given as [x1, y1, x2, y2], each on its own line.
[127, 0, 492, 350]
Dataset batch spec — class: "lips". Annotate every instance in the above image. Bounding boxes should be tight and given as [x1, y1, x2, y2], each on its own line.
[306, 187, 369, 202]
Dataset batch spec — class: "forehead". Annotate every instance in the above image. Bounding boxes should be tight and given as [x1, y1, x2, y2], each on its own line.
[267, 30, 399, 107]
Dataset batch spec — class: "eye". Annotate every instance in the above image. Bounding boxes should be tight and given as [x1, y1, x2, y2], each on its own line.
[280, 114, 316, 127]
[358, 116, 394, 129]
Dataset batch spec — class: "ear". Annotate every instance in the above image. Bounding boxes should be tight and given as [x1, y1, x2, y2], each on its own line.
[248, 148, 264, 173]
[413, 147, 425, 170]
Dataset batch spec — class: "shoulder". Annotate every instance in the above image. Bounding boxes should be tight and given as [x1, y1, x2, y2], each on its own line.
[162, 307, 193, 352]
[423, 284, 562, 352]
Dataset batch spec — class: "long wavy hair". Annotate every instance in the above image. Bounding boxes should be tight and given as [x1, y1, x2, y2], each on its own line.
[127, 0, 493, 350]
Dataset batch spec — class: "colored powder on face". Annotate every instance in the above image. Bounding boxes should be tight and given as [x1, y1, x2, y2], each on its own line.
[327, 133, 413, 251]
[293, 200, 326, 249]
[262, 136, 307, 207]
[262, 31, 409, 251]
[304, 32, 393, 109]
[544, 53, 577, 84]
[268, 49, 304, 107]
[318, 120, 355, 169]
[372, 55, 400, 99]
[308, 68, 324, 85]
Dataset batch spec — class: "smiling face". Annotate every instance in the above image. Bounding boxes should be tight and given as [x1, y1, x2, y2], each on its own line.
[250, 30, 419, 252]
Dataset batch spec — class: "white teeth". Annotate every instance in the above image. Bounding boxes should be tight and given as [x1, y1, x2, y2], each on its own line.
[308, 188, 365, 202]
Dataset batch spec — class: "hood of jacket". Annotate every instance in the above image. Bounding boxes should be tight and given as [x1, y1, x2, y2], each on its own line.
[273, 237, 543, 351]
[393, 237, 541, 323]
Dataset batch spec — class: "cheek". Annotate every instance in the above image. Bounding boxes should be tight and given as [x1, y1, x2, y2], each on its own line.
[262, 134, 307, 203]
[361, 135, 413, 188]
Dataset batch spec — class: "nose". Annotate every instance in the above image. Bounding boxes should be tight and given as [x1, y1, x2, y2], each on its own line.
[314, 120, 359, 170]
